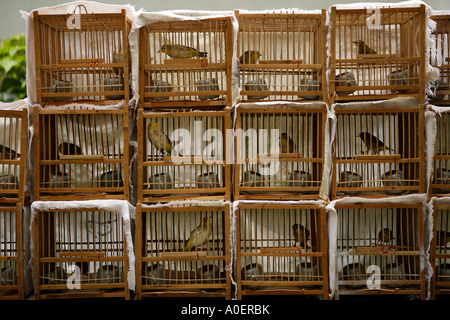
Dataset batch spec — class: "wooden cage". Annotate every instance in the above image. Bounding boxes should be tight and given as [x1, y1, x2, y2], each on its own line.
[236, 11, 327, 103]
[329, 5, 427, 103]
[0, 109, 27, 204]
[334, 201, 425, 299]
[0, 203, 23, 300]
[33, 105, 129, 200]
[234, 103, 327, 200]
[138, 108, 231, 203]
[135, 203, 231, 299]
[332, 101, 424, 198]
[32, 7, 131, 105]
[138, 17, 233, 108]
[430, 201, 450, 298]
[235, 202, 329, 299]
[430, 109, 450, 196]
[32, 203, 132, 299]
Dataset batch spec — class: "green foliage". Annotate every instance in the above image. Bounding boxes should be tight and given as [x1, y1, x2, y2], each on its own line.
[0, 33, 27, 102]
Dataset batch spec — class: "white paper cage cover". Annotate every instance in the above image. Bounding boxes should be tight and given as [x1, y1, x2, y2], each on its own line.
[30, 199, 136, 291]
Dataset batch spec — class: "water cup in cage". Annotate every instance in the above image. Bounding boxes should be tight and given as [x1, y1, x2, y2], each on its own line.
[148, 173, 173, 192]
[382, 263, 404, 288]
[0, 174, 18, 196]
[242, 171, 264, 193]
[196, 78, 220, 101]
[103, 77, 124, 100]
[244, 78, 269, 100]
[341, 263, 367, 289]
[388, 69, 410, 93]
[335, 72, 357, 95]
[44, 266, 68, 285]
[295, 262, 319, 288]
[288, 170, 312, 193]
[99, 170, 124, 192]
[49, 172, 71, 191]
[381, 169, 405, 195]
[1, 266, 18, 285]
[436, 264, 450, 282]
[433, 168, 450, 193]
[196, 264, 220, 284]
[96, 264, 121, 284]
[146, 264, 166, 285]
[196, 172, 221, 195]
[149, 79, 173, 101]
[339, 171, 363, 196]
[241, 263, 263, 289]
[299, 79, 320, 100]
[52, 79, 72, 101]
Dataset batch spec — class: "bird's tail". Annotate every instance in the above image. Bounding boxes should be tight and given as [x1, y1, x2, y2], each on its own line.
[198, 52, 207, 58]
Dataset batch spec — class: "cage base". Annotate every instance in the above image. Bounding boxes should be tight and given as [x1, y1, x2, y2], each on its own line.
[235, 193, 323, 201]
[138, 288, 230, 299]
[35, 288, 130, 300]
[239, 287, 328, 299]
[332, 93, 423, 104]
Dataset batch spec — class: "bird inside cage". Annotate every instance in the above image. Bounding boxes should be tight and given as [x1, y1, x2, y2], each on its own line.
[239, 50, 262, 64]
[184, 216, 212, 252]
[358, 132, 393, 154]
[279, 133, 296, 154]
[377, 227, 395, 245]
[353, 40, 377, 55]
[159, 44, 207, 59]
[147, 121, 173, 156]
[292, 224, 310, 248]
[58, 142, 83, 156]
[0, 144, 20, 159]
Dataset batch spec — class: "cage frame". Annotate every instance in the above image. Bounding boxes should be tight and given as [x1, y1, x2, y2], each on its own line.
[32, 105, 130, 201]
[138, 16, 234, 109]
[137, 108, 232, 203]
[0, 203, 24, 300]
[329, 5, 427, 104]
[333, 201, 426, 299]
[32, 9, 131, 105]
[0, 109, 27, 204]
[429, 14, 450, 106]
[135, 203, 232, 299]
[235, 10, 328, 103]
[32, 202, 132, 300]
[331, 101, 425, 199]
[235, 201, 329, 299]
[234, 103, 328, 200]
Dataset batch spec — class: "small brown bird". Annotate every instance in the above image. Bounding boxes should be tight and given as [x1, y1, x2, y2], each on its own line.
[159, 44, 207, 59]
[0, 144, 20, 159]
[184, 216, 212, 252]
[378, 227, 395, 245]
[437, 230, 450, 247]
[239, 50, 262, 64]
[58, 142, 82, 155]
[353, 40, 377, 54]
[359, 132, 393, 154]
[279, 133, 295, 153]
[292, 224, 310, 248]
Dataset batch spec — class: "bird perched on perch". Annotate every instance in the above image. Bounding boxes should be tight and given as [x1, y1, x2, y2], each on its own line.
[0, 144, 20, 159]
[239, 50, 262, 64]
[58, 142, 83, 155]
[292, 224, 310, 247]
[359, 132, 393, 154]
[147, 121, 173, 155]
[353, 40, 377, 54]
[159, 44, 207, 59]
[184, 216, 212, 251]
[279, 133, 295, 154]
[378, 227, 395, 245]
[113, 51, 124, 77]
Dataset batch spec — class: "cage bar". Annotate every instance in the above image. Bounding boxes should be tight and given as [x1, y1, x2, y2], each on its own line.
[236, 11, 327, 103]
[135, 203, 231, 299]
[329, 5, 427, 103]
[138, 108, 231, 203]
[33, 105, 129, 200]
[334, 201, 425, 299]
[138, 17, 233, 108]
[32, 203, 131, 299]
[332, 100, 424, 198]
[235, 202, 329, 299]
[0, 204, 23, 300]
[32, 8, 131, 105]
[429, 14, 450, 105]
[0, 109, 27, 204]
[234, 103, 327, 200]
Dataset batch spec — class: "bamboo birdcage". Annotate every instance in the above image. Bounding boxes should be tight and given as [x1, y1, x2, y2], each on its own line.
[32, 203, 132, 299]
[139, 17, 233, 108]
[235, 202, 329, 299]
[33, 105, 129, 200]
[429, 14, 450, 105]
[0, 109, 27, 204]
[234, 103, 327, 200]
[236, 10, 327, 102]
[430, 109, 450, 196]
[135, 203, 231, 299]
[329, 5, 427, 103]
[430, 201, 450, 298]
[0, 204, 24, 300]
[32, 7, 131, 104]
[334, 201, 426, 299]
[332, 100, 424, 198]
[138, 108, 231, 203]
